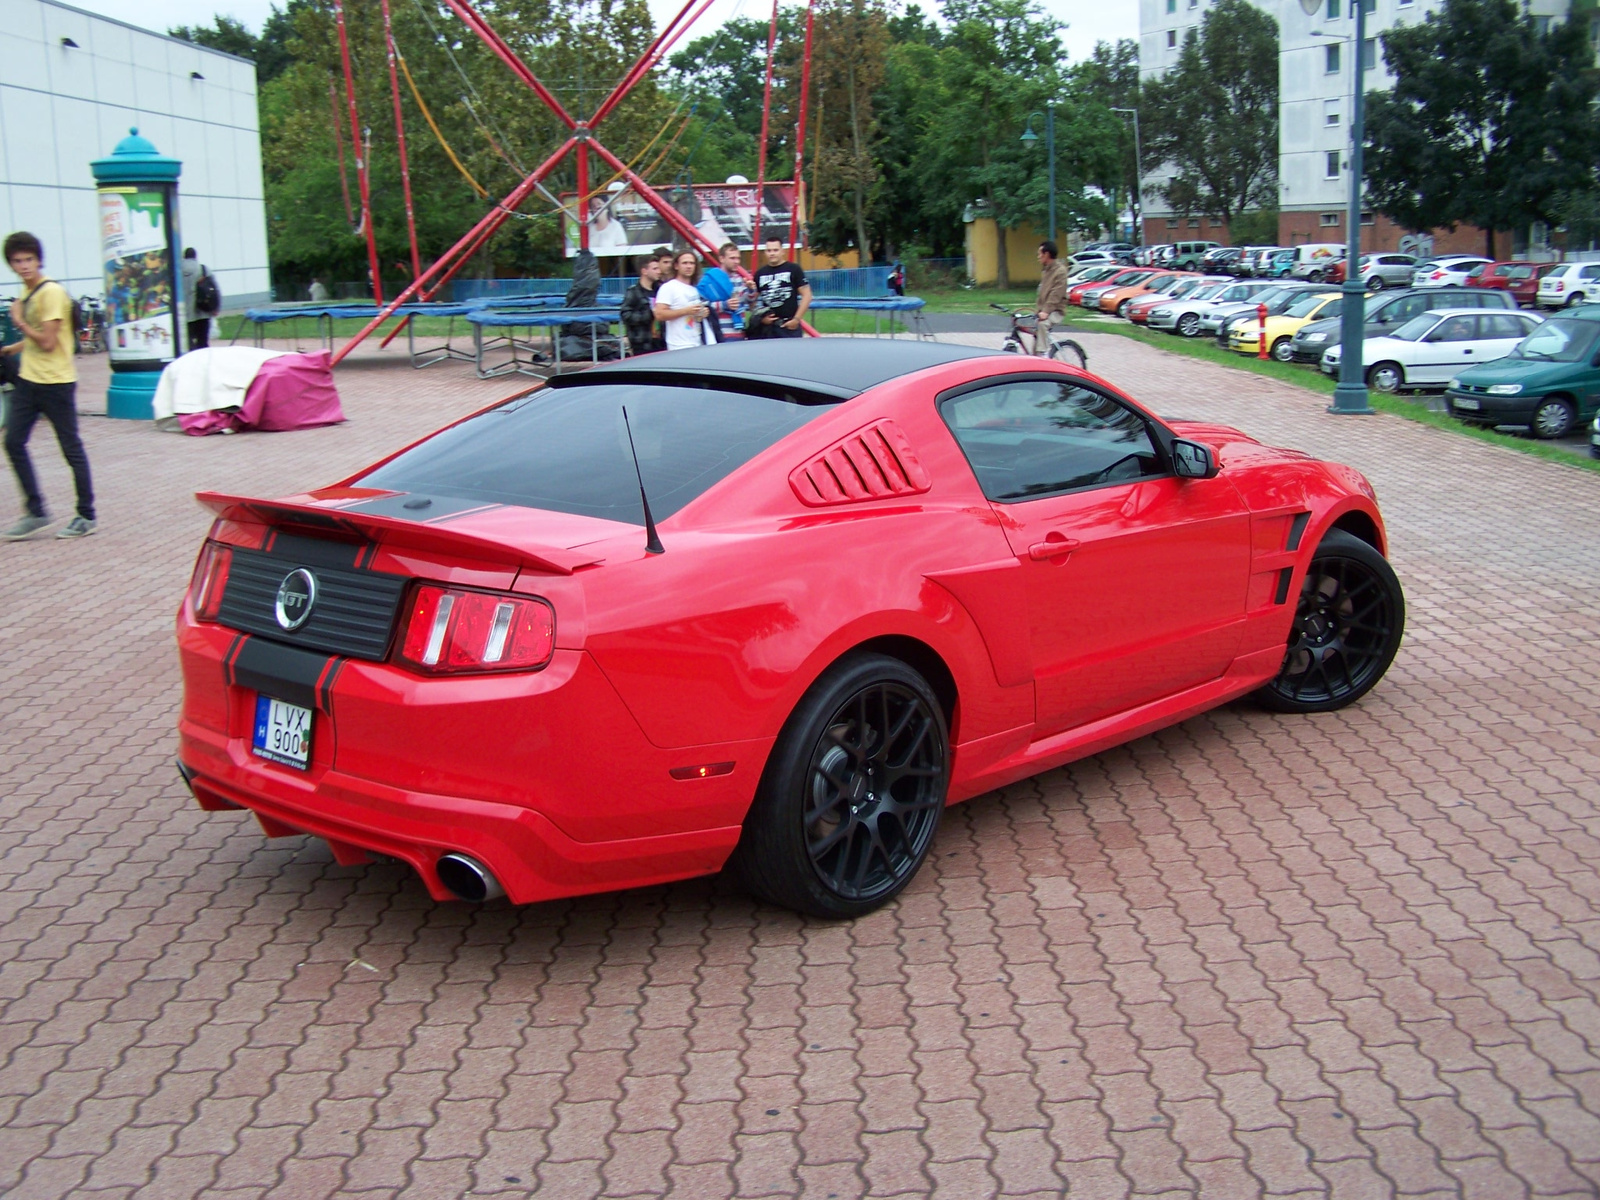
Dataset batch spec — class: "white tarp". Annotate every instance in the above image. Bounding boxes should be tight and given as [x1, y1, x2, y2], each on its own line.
[152, 346, 289, 421]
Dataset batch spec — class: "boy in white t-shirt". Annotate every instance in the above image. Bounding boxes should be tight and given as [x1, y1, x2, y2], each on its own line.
[653, 251, 711, 350]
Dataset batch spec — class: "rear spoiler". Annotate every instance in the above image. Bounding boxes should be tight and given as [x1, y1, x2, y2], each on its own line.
[196, 491, 599, 576]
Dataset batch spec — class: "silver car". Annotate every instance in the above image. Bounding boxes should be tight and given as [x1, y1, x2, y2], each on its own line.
[1354, 253, 1417, 291]
[1195, 280, 1291, 334]
[1150, 280, 1278, 337]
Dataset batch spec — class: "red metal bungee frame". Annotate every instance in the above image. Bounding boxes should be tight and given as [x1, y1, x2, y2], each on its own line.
[331, 0, 819, 363]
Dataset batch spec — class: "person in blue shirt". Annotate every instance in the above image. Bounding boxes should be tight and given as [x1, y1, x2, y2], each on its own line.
[697, 243, 749, 341]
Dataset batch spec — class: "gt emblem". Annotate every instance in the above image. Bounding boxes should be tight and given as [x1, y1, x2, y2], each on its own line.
[274, 568, 318, 631]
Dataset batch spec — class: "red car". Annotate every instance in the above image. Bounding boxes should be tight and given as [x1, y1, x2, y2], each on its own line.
[176, 342, 1405, 917]
[1067, 267, 1149, 307]
[1467, 260, 1554, 307]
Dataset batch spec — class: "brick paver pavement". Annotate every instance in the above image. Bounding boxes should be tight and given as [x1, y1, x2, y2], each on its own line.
[2, 333, 1599, 1199]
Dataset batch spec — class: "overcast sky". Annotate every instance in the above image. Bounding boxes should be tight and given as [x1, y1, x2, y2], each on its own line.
[72, 0, 1136, 63]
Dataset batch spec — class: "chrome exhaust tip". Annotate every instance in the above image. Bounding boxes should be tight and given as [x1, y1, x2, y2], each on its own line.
[436, 853, 505, 902]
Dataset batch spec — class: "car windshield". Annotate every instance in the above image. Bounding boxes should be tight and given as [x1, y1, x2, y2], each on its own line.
[1163, 278, 1202, 298]
[1261, 289, 1314, 314]
[1185, 285, 1226, 301]
[1389, 314, 1442, 341]
[1285, 293, 1333, 318]
[359, 381, 833, 522]
[1508, 318, 1600, 363]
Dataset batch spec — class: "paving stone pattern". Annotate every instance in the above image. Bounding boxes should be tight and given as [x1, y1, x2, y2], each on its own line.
[2, 336, 1599, 1199]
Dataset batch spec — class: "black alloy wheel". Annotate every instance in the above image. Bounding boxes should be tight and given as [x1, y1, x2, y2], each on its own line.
[1255, 530, 1405, 714]
[732, 654, 949, 918]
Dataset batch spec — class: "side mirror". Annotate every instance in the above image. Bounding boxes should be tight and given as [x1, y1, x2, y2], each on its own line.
[1172, 439, 1219, 479]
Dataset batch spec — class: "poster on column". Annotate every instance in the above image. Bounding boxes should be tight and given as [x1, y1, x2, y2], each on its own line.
[98, 186, 177, 363]
[562, 182, 798, 257]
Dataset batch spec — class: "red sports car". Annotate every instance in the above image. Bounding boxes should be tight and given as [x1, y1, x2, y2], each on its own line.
[176, 341, 1405, 917]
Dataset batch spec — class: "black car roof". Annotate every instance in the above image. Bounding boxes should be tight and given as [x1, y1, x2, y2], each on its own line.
[558, 339, 1001, 400]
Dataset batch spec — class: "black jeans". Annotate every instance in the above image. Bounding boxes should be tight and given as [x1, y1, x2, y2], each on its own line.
[188, 319, 210, 351]
[5, 378, 95, 521]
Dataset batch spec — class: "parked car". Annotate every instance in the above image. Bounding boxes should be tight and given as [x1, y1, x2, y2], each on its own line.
[1148, 280, 1278, 337]
[1353, 253, 1417, 291]
[1592, 412, 1599, 457]
[1321, 308, 1544, 393]
[1069, 250, 1117, 268]
[1136, 244, 1171, 267]
[1228, 246, 1276, 277]
[1197, 280, 1315, 337]
[1286, 244, 1346, 281]
[1068, 267, 1147, 306]
[1200, 247, 1242, 273]
[1067, 264, 1126, 288]
[1075, 269, 1156, 309]
[1259, 248, 1299, 279]
[1411, 255, 1494, 288]
[1125, 276, 1233, 324]
[173, 339, 1404, 915]
[1100, 271, 1192, 317]
[1464, 261, 1552, 307]
[1230, 292, 1348, 360]
[1446, 305, 1600, 438]
[1536, 262, 1600, 309]
[1167, 240, 1221, 271]
[1288, 286, 1518, 364]
[1215, 283, 1339, 346]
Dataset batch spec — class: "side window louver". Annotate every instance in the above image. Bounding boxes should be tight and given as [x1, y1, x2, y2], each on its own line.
[789, 420, 932, 507]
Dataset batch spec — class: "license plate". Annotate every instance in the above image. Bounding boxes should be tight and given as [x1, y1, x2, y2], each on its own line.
[253, 695, 313, 769]
[1453, 397, 1481, 411]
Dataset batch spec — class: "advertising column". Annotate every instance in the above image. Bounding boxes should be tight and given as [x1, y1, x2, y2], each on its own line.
[90, 129, 183, 420]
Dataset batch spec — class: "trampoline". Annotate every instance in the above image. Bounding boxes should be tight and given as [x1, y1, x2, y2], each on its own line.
[806, 296, 931, 340]
[465, 306, 625, 378]
[236, 302, 481, 367]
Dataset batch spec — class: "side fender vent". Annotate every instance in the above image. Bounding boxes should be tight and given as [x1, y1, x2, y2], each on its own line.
[789, 420, 932, 507]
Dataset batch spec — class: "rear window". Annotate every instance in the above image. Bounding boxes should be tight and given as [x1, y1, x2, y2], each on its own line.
[359, 382, 833, 523]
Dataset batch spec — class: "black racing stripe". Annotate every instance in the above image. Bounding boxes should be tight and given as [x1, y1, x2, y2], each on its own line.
[1286, 512, 1312, 552]
[269, 531, 365, 570]
[316, 657, 345, 714]
[341, 492, 499, 522]
[232, 638, 333, 710]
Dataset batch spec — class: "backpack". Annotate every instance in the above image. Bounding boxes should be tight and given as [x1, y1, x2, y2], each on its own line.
[194, 268, 222, 317]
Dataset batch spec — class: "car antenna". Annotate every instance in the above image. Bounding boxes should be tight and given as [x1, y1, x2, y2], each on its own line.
[621, 406, 664, 555]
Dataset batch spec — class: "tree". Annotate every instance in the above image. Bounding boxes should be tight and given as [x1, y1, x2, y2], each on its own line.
[1142, 0, 1278, 229]
[1364, 0, 1600, 256]
[809, 0, 890, 259]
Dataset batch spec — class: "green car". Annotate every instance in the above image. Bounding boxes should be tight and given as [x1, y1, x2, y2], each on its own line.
[1446, 305, 1600, 439]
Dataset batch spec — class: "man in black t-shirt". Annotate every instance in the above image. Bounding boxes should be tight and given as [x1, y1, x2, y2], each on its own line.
[748, 238, 811, 339]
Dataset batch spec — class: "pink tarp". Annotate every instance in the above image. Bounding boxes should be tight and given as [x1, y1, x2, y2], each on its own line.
[177, 351, 345, 436]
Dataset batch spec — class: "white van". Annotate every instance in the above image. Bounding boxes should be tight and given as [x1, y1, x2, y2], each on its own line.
[1287, 243, 1346, 281]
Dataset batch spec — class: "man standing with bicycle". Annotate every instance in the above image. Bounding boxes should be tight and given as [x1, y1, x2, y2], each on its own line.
[1034, 241, 1068, 356]
[2, 231, 95, 540]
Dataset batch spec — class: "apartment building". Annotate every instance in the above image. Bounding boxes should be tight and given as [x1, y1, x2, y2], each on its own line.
[1138, 0, 1577, 253]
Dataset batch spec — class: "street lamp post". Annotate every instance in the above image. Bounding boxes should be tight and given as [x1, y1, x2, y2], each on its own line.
[1020, 107, 1056, 245]
[1316, 4, 1374, 415]
[1111, 107, 1142, 246]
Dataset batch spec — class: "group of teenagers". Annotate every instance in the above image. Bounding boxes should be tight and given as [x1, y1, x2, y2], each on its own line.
[620, 237, 813, 355]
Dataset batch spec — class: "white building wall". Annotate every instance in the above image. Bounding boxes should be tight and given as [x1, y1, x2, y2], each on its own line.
[0, 0, 269, 307]
[1279, 0, 1571, 226]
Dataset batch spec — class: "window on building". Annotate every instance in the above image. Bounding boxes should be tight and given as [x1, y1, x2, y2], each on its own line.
[1321, 213, 1341, 227]
[1325, 151, 1341, 179]
[1326, 0, 1339, 16]
[1188, 218, 1201, 228]
[1361, 211, 1375, 226]
[1361, 38, 1377, 70]
[1324, 100, 1341, 127]
[1167, 29, 1177, 48]
[1325, 43, 1341, 73]
[1166, 0, 1175, 11]
[1188, 0, 1198, 8]
[1167, 219, 1180, 229]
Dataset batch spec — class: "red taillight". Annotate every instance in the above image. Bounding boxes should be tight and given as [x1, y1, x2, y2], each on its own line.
[397, 584, 554, 674]
[189, 541, 232, 622]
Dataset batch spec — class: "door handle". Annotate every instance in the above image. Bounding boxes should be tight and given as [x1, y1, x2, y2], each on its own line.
[1463, 349, 1473, 354]
[1029, 535, 1080, 560]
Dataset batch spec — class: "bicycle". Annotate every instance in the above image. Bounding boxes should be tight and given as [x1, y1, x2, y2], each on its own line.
[992, 304, 1088, 368]
[76, 295, 107, 354]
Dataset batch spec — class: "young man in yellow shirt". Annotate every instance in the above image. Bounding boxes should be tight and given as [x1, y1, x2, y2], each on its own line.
[2, 232, 95, 540]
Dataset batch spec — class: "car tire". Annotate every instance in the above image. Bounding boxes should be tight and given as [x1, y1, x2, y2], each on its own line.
[1367, 362, 1404, 393]
[1566, 293, 1586, 307]
[1117, 300, 1132, 318]
[1254, 530, 1405, 714]
[1530, 395, 1576, 440]
[1307, 269, 1325, 282]
[1366, 276, 1384, 291]
[730, 653, 949, 918]
[1176, 312, 1200, 337]
[1271, 337, 1295, 363]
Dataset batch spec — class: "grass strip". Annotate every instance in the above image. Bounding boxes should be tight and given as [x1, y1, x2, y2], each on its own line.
[1060, 313, 1600, 476]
